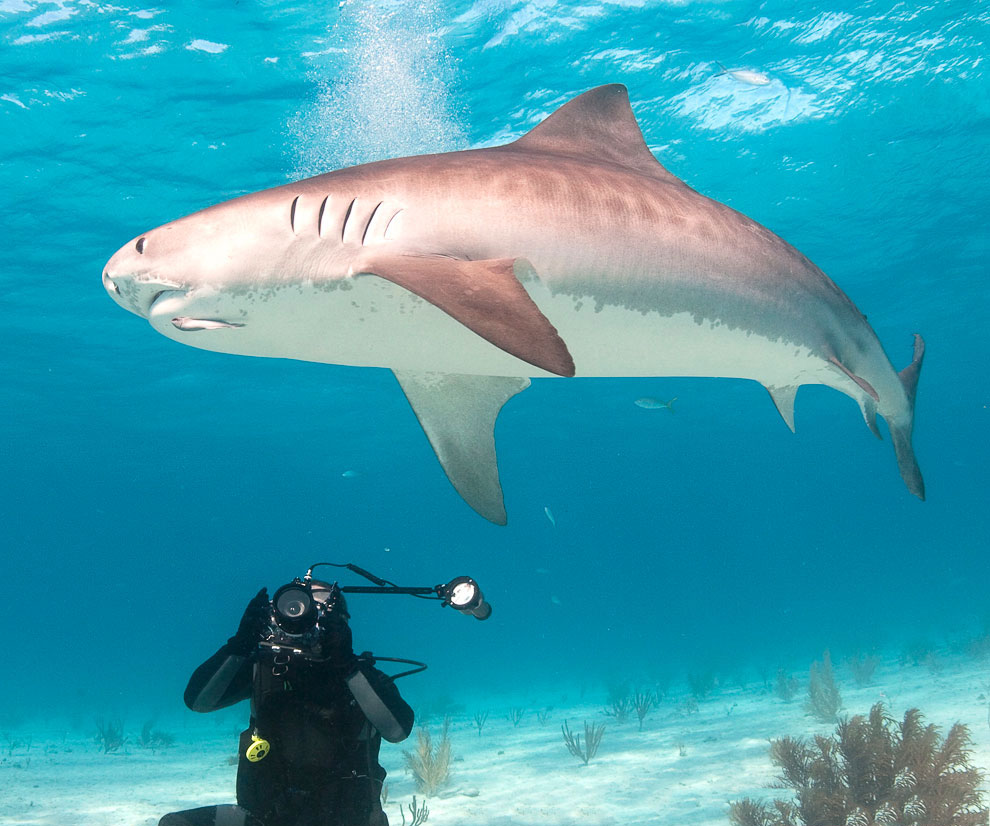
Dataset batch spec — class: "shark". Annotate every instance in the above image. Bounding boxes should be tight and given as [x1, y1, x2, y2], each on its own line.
[103, 84, 925, 524]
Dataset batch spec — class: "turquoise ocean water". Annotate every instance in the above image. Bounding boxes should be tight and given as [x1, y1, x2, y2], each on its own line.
[1, 0, 988, 817]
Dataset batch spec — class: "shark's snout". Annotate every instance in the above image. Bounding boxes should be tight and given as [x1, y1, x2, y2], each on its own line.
[102, 265, 145, 317]
[102, 269, 120, 296]
[103, 240, 185, 319]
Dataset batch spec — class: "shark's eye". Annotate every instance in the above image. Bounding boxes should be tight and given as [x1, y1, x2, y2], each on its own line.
[135, 237, 146, 254]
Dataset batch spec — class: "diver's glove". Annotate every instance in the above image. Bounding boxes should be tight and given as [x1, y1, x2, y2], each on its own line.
[227, 588, 269, 655]
[322, 618, 357, 673]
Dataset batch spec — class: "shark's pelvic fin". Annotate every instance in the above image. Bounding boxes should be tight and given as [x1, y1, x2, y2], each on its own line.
[827, 356, 880, 402]
[352, 252, 575, 377]
[765, 385, 797, 432]
[393, 371, 531, 525]
[508, 84, 679, 183]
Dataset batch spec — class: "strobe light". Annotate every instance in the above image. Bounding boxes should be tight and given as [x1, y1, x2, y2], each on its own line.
[441, 576, 492, 620]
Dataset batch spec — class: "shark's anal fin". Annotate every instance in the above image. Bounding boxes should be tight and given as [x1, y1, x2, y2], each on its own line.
[765, 385, 798, 432]
[393, 371, 530, 525]
[352, 251, 575, 377]
[860, 397, 883, 440]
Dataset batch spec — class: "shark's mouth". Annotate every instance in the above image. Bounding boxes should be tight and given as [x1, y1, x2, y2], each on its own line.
[147, 288, 187, 318]
[147, 289, 245, 333]
[146, 288, 186, 318]
[102, 270, 184, 319]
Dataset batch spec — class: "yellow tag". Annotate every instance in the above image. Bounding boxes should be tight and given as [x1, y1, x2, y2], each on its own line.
[245, 734, 270, 762]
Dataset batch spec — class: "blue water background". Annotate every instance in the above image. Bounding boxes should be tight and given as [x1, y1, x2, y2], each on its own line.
[1, 0, 988, 730]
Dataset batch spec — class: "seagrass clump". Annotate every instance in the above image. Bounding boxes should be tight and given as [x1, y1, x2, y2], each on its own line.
[729, 703, 988, 826]
[403, 720, 451, 797]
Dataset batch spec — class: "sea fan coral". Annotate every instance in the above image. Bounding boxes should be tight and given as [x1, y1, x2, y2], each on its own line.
[805, 650, 842, 723]
[403, 720, 451, 797]
[729, 703, 988, 826]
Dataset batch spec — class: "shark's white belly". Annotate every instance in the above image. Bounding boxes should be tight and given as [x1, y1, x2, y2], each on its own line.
[149, 274, 833, 390]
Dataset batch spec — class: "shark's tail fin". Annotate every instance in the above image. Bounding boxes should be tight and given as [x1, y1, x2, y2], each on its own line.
[889, 334, 926, 500]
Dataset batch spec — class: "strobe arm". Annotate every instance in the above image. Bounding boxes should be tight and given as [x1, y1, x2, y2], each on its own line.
[308, 562, 492, 620]
[338, 579, 491, 620]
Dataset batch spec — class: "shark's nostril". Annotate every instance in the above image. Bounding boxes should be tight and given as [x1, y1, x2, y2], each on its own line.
[103, 270, 120, 295]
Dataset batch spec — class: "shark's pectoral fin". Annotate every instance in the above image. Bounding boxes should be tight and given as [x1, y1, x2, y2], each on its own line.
[351, 251, 575, 377]
[765, 385, 798, 432]
[393, 370, 529, 525]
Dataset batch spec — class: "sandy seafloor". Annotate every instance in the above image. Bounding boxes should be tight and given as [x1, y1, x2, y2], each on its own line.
[4, 649, 990, 826]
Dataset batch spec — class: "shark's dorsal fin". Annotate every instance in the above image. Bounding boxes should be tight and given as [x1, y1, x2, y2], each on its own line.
[509, 84, 678, 181]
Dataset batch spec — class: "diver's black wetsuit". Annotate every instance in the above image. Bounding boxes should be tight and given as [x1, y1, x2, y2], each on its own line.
[159, 640, 414, 826]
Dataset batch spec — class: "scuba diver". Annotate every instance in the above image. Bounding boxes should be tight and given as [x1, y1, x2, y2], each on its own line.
[159, 578, 414, 826]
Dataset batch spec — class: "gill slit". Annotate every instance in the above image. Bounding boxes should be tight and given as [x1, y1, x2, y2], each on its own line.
[289, 195, 300, 233]
[383, 208, 404, 241]
[341, 198, 356, 242]
[317, 195, 330, 238]
[361, 202, 384, 246]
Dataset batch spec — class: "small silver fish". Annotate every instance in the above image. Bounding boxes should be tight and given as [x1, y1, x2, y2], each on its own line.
[170, 316, 244, 331]
[342, 470, 359, 478]
[634, 396, 677, 411]
[544, 506, 556, 526]
[717, 63, 771, 86]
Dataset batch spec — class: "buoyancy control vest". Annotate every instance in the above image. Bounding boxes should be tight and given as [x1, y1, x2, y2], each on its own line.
[235, 650, 387, 826]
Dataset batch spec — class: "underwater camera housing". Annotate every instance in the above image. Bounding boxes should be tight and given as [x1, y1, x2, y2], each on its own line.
[266, 577, 348, 642]
[258, 562, 491, 667]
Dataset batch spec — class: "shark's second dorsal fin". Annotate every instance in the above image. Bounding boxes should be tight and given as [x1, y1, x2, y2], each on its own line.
[509, 84, 678, 182]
